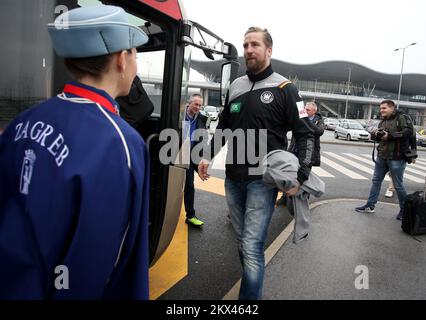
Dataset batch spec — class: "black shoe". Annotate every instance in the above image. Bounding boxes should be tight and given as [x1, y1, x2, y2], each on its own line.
[355, 204, 375, 213]
[396, 210, 403, 221]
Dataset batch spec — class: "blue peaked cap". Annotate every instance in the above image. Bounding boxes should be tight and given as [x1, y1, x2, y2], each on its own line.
[48, 5, 148, 58]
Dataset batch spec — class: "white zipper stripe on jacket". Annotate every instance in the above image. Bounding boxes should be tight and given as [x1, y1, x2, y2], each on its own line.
[95, 103, 131, 169]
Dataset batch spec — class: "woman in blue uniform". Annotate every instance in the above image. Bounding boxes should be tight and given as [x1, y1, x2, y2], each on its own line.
[0, 5, 151, 299]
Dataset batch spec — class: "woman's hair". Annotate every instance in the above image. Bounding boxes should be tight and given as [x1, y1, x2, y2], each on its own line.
[64, 49, 132, 80]
[64, 54, 113, 80]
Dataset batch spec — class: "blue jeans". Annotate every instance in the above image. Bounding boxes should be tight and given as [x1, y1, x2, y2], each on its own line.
[367, 156, 407, 210]
[224, 178, 278, 300]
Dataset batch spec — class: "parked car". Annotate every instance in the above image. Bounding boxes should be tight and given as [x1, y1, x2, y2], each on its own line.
[418, 128, 426, 137]
[198, 108, 212, 129]
[324, 118, 339, 130]
[355, 119, 366, 129]
[334, 120, 370, 141]
[364, 120, 381, 137]
[416, 132, 426, 147]
[201, 105, 219, 121]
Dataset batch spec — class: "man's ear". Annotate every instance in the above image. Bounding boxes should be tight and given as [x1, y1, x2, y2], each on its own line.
[116, 50, 127, 74]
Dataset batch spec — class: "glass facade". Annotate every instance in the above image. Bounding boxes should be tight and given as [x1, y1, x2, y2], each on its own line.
[287, 78, 426, 125]
[294, 79, 425, 103]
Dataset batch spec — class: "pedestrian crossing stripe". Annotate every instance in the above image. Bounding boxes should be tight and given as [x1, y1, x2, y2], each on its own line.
[320, 157, 368, 180]
[312, 166, 334, 178]
[323, 152, 390, 181]
[356, 154, 426, 176]
[206, 149, 426, 184]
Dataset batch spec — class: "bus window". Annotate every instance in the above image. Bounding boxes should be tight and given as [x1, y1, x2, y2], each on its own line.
[0, 1, 55, 129]
[137, 51, 166, 118]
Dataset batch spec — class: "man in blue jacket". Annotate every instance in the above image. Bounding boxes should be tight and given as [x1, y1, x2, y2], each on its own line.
[0, 5, 151, 299]
[183, 94, 209, 226]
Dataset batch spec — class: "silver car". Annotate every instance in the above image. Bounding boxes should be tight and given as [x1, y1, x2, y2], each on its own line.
[203, 106, 219, 121]
[334, 120, 371, 141]
[324, 118, 339, 130]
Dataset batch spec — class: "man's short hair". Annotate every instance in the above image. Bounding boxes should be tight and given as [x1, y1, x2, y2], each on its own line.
[305, 101, 318, 112]
[244, 27, 273, 48]
[189, 93, 203, 103]
[380, 100, 396, 108]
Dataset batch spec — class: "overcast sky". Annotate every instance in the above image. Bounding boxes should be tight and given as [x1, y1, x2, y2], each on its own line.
[183, 0, 426, 75]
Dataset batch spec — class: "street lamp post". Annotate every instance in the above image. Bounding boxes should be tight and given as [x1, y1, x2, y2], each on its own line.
[394, 42, 417, 109]
[344, 67, 351, 119]
[314, 79, 318, 102]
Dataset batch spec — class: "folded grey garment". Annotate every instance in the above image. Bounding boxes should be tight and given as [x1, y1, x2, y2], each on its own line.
[262, 149, 325, 197]
[263, 166, 298, 191]
[302, 173, 325, 198]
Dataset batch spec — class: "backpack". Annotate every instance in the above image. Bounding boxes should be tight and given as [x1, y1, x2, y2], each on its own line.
[398, 113, 417, 163]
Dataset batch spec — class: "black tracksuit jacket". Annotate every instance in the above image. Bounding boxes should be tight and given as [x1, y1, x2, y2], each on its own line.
[208, 65, 314, 184]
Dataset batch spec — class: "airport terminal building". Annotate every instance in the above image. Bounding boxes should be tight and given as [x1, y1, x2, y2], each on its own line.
[190, 58, 426, 126]
[2, 56, 426, 129]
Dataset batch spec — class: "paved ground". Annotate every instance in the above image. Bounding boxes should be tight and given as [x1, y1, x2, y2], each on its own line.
[156, 121, 426, 300]
[262, 199, 426, 300]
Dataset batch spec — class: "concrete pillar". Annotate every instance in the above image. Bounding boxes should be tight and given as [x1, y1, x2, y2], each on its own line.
[367, 105, 372, 120]
[201, 89, 209, 105]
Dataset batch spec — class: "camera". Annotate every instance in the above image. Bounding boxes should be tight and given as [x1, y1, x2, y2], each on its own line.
[375, 128, 388, 139]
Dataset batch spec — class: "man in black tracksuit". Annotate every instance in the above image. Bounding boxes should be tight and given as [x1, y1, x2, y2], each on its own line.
[198, 27, 314, 299]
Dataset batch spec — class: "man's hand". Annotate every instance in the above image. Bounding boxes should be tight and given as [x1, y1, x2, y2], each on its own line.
[285, 181, 300, 197]
[382, 131, 389, 141]
[198, 159, 210, 181]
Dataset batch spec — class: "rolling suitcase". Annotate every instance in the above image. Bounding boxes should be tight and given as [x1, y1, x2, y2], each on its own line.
[401, 179, 426, 236]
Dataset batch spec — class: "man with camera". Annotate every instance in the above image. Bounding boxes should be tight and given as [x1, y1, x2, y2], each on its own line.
[355, 100, 414, 220]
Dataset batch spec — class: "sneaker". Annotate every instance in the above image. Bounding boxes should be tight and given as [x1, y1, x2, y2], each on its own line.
[355, 204, 375, 213]
[396, 210, 403, 220]
[385, 189, 393, 198]
[186, 216, 204, 226]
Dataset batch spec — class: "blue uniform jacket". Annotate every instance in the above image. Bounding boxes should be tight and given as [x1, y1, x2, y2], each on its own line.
[0, 82, 150, 299]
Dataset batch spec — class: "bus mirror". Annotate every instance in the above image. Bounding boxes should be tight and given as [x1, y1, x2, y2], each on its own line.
[220, 61, 239, 106]
[223, 42, 238, 60]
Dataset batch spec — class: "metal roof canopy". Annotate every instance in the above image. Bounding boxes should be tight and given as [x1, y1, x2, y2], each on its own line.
[191, 58, 426, 97]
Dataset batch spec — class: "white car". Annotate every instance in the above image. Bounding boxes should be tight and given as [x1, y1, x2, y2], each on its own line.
[202, 106, 219, 121]
[324, 118, 339, 130]
[334, 120, 370, 141]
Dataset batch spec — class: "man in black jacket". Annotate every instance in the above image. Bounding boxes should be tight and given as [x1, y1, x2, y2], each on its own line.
[184, 94, 208, 226]
[288, 101, 324, 166]
[277, 101, 324, 207]
[198, 27, 314, 299]
[304, 102, 324, 166]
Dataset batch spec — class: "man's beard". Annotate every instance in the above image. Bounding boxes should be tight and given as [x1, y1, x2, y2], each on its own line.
[245, 58, 265, 74]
